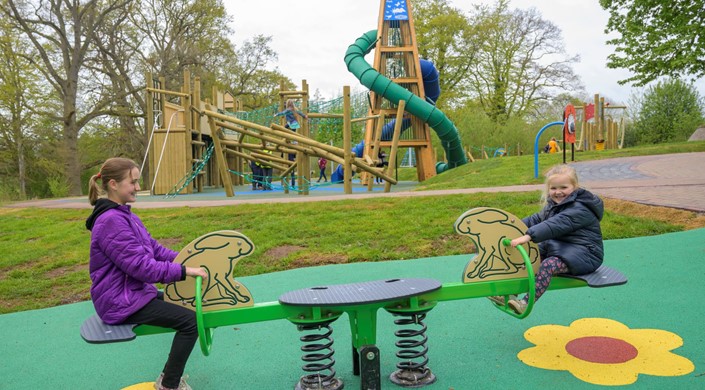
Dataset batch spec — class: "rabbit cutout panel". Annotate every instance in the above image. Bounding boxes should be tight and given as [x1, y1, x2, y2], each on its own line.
[165, 230, 255, 312]
[454, 208, 540, 283]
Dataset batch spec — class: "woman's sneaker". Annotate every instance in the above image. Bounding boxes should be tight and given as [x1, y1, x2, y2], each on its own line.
[155, 373, 192, 390]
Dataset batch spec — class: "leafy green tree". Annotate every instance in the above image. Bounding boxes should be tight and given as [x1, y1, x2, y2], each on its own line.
[0, 19, 40, 199]
[600, 0, 705, 86]
[632, 78, 704, 144]
[130, 0, 235, 93]
[4, 0, 131, 196]
[466, 0, 582, 122]
[217, 35, 293, 111]
[88, 0, 243, 182]
[414, 0, 479, 108]
[91, 1, 148, 168]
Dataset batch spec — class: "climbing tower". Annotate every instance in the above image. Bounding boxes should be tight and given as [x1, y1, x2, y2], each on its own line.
[364, 0, 436, 181]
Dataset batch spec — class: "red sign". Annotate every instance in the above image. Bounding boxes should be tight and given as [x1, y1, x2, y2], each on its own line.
[584, 103, 595, 121]
[563, 104, 577, 144]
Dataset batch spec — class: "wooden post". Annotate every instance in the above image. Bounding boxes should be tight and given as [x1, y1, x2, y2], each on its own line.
[183, 70, 193, 194]
[343, 86, 352, 194]
[367, 113, 385, 192]
[594, 94, 602, 151]
[145, 72, 154, 189]
[193, 77, 203, 193]
[206, 104, 234, 197]
[300, 80, 310, 195]
[384, 100, 406, 193]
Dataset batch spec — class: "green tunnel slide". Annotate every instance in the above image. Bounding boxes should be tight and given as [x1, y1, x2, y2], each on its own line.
[344, 30, 467, 173]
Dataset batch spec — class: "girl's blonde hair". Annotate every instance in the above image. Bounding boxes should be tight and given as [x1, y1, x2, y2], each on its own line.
[88, 157, 139, 205]
[285, 99, 297, 111]
[541, 164, 579, 205]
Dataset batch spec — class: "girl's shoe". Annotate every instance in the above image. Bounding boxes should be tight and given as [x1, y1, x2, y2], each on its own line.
[508, 299, 528, 314]
[487, 295, 516, 306]
[487, 296, 506, 305]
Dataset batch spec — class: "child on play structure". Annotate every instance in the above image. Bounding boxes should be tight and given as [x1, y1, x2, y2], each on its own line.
[85, 157, 208, 390]
[489, 164, 604, 314]
[273, 98, 308, 131]
[274, 99, 308, 186]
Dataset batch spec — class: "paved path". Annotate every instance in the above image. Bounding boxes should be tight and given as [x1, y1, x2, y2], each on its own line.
[6, 152, 705, 212]
[574, 152, 705, 212]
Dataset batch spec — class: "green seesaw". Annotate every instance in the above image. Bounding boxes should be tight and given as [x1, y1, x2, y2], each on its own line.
[81, 207, 627, 390]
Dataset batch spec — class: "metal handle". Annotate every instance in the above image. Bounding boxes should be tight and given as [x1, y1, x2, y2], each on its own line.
[195, 276, 213, 355]
[496, 238, 536, 319]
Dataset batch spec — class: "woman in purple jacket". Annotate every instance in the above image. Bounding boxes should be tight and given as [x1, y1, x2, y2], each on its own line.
[86, 157, 207, 390]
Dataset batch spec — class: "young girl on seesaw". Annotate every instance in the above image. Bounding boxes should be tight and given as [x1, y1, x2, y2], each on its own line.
[86, 157, 207, 390]
[490, 164, 604, 314]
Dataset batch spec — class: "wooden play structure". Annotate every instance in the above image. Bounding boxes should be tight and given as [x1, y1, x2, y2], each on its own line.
[361, 0, 437, 182]
[144, 71, 404, 197]
[81, 207, 627, 390]
[574, 93, 627, 151]
[144, 0, 470, 197]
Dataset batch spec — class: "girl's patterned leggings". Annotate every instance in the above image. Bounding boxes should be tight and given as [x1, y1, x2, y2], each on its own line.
[523, 256, 568, 303]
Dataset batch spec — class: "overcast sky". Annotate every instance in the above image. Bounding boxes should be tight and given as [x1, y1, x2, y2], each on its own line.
[225, 0, 703, 105]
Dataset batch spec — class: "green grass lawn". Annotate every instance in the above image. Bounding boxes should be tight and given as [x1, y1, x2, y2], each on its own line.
[1, 141, 704, 314]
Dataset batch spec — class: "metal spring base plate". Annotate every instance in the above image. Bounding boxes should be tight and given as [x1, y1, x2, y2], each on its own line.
[389, 367, 436, 388]
[295, 376, 344, 390]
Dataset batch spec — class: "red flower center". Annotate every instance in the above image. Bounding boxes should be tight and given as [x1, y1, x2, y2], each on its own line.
[565, 336, 638, 364]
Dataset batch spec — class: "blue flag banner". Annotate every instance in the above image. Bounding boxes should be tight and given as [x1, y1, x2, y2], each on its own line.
[384, 0, 409, 20]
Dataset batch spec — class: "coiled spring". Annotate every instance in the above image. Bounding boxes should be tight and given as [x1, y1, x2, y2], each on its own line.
[390, 312, 436, 387]
[296, 322, 343, 390]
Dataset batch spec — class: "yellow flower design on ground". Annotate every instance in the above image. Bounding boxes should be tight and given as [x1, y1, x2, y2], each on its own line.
[518, 318, 694, 386]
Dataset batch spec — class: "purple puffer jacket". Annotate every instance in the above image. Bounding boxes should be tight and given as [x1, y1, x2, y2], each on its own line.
[87, 200, 183, 324]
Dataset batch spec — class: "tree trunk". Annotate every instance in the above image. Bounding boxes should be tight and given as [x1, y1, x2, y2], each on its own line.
[17, 136, 26, 199]
[64, 90, 82, 196]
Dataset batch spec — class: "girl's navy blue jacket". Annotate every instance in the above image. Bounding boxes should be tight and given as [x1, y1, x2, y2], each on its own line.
[523, 188, 604, 275]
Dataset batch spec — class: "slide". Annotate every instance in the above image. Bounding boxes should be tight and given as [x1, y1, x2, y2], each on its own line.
[338, 29, 467, 180]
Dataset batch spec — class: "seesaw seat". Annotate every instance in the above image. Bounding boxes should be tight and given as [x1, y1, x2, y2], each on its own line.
[80, 314, 137, 344]
[557, 265, 627, 288]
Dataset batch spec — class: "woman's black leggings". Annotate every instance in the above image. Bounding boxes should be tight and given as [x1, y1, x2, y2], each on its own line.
[125, 293, 198, 388]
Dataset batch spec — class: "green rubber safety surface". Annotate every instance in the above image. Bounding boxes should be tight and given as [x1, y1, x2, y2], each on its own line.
[1, 228, 703, 389]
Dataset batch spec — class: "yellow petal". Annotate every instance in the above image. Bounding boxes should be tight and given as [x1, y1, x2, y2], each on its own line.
[518, 318, 695, 385]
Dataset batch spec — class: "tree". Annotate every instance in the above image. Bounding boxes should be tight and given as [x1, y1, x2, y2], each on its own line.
[81, 0, 238, 182]
[413, 0, 479, 108]
[600, 0, 705, 86]
[632, 78, 704, 144]
[4, 0, 131, 196]
[466, 0, 583, 122]
[91, 1, 147, 167]
[217, 35, 291, 111]
[129, 0, 235, 93]
[0, 19, 40, 199]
